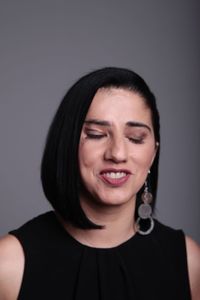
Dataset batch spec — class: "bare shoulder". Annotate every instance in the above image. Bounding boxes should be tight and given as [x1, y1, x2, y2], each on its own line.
[0, 234, 24, 300]
[185, 236, 200, 300]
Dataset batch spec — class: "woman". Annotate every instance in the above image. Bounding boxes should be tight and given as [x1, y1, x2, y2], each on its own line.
[0, 67, 199, 299]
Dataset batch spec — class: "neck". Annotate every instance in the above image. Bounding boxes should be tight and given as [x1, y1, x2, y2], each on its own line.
[60, 197, 137, 248]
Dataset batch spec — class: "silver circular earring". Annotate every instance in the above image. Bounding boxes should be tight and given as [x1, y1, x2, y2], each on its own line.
[136, 174, 154, 235]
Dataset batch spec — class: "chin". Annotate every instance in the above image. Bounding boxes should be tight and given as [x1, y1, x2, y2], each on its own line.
[80, 186, 136, 208]
[94, 192, 135, 207]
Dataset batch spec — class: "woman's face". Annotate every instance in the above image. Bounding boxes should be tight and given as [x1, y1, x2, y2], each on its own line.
[78, 88, 157, 208]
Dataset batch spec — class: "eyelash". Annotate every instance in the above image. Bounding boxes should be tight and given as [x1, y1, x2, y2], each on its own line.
[85, 133, 144, 144]
[86, 133, 106, 139]
[128, 137, 144, 144]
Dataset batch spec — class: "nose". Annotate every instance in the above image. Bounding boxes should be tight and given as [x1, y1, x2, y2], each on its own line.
[104, 137, 128, 163]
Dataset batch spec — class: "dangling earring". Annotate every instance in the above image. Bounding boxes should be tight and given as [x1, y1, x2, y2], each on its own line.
[136, 173, 154, 235]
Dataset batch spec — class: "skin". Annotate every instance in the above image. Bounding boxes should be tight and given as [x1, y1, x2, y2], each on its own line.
[79, 88, 157, 208]
[0, 88, 199, 299]
[75, 88, 157, 247]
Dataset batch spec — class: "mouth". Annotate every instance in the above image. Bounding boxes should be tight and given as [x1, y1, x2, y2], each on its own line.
[99, 169, 131, 187]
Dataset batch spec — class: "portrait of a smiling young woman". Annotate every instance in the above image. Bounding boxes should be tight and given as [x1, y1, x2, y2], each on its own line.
[0, 67, 199, 300]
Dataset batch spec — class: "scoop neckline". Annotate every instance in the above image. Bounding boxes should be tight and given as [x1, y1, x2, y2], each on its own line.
[52, 211, 140, 251]
[65, 227, 140, 251]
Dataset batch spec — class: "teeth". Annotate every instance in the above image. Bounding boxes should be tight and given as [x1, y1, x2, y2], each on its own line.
[104, 172, 127, 179]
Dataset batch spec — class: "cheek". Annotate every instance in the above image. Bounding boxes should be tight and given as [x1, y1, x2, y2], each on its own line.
[79, 145, 89, 170]
[131, 146, 156, 169]
[78, 141, 101, 171]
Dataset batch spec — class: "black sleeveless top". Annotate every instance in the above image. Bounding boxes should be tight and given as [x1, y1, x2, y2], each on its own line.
[10, 211, 191, 300]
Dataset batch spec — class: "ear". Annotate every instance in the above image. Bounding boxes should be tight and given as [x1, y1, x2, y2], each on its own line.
[150, 141, 159, 167]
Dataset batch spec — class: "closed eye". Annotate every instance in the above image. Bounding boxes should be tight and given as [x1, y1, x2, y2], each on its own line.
[84, 128, 107, 139]
[86, 133, 106, 139]
[128, 137, 144, 144]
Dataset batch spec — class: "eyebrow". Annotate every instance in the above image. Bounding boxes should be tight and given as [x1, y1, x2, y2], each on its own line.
[84, 119, 151, 132]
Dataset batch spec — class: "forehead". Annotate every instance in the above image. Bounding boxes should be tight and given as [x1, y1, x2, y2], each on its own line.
[86, 88, 152, 125]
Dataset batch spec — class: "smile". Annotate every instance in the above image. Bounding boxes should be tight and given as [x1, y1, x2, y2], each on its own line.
[99, 169, 131, 187]
[103, 172, 127, 179]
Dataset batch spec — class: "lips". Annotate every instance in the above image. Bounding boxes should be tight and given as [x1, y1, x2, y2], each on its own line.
[99, 169, 131, 187]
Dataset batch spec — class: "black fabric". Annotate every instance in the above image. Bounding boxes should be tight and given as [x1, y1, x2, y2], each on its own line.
[10, 211, 191, 300]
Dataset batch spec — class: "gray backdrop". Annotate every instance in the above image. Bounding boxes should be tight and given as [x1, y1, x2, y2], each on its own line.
[0, 0, 199, 242]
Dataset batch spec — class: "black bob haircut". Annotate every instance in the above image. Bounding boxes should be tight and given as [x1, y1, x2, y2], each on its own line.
[41, 67, 160, 229]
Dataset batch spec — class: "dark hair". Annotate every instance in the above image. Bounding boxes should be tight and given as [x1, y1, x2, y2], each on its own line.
[41, 67, 160, 229]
